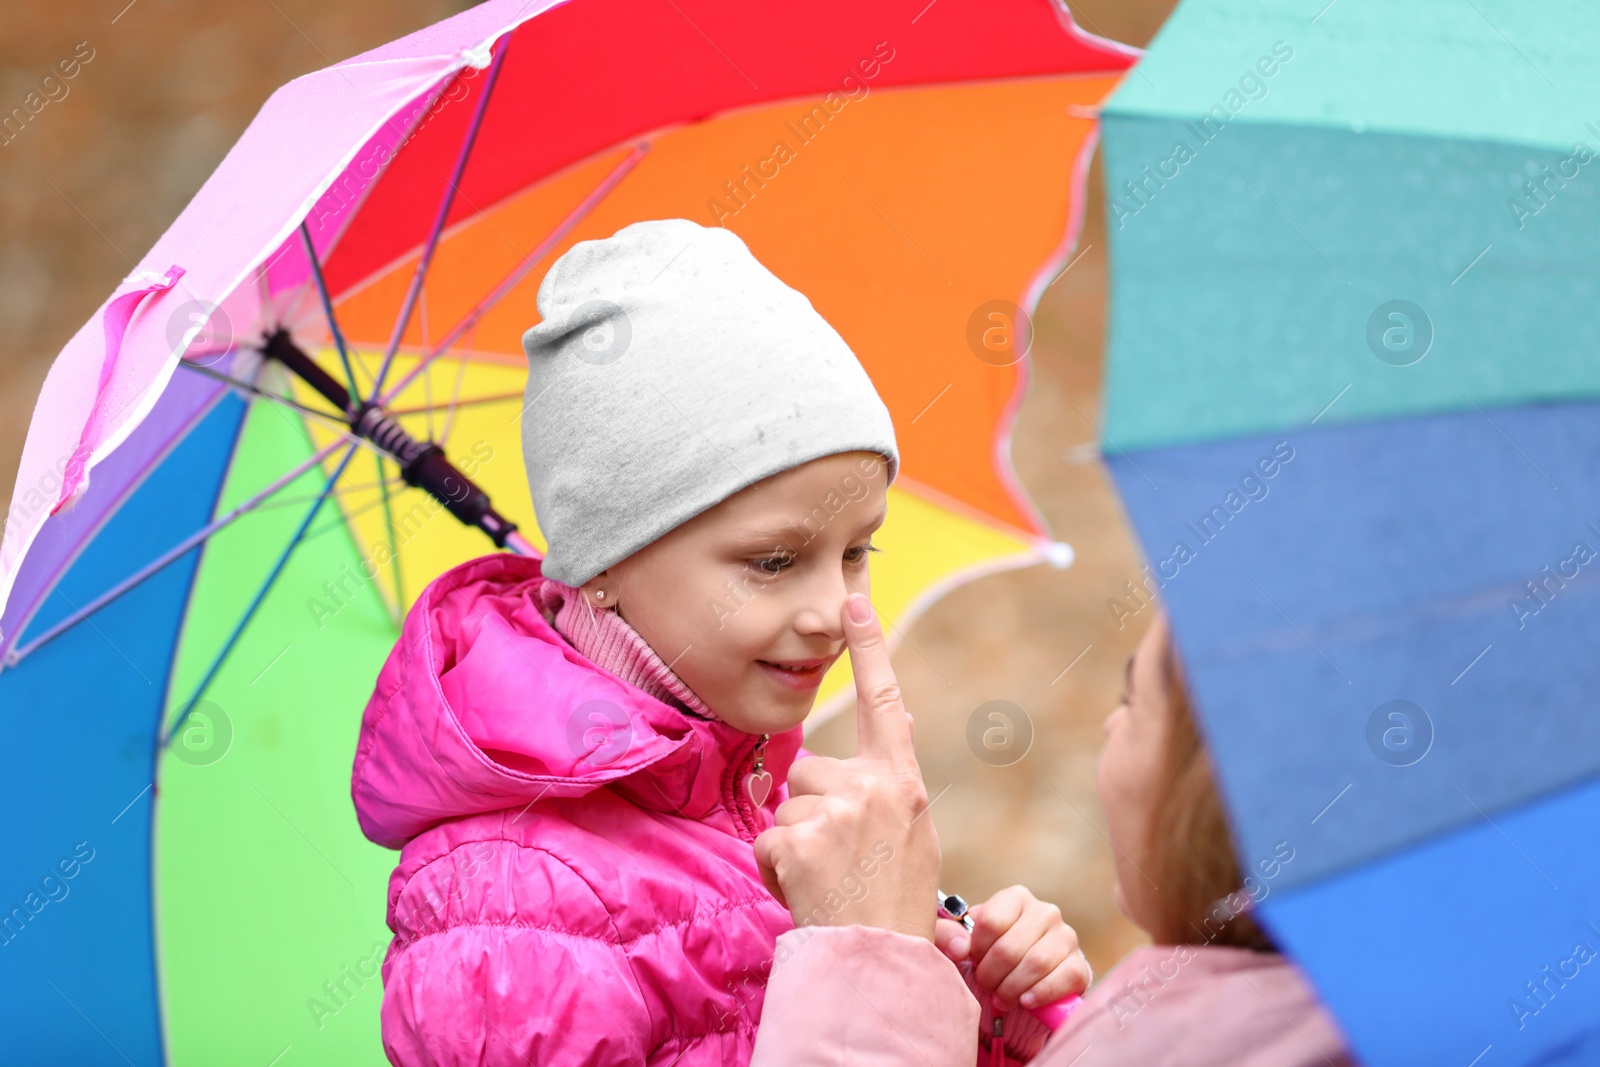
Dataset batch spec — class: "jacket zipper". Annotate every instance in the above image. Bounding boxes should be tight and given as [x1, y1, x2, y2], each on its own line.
[728, 733, 768, 842]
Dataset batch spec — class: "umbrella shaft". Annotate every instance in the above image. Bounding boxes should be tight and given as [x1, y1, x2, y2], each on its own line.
[261, 328, 520, 549]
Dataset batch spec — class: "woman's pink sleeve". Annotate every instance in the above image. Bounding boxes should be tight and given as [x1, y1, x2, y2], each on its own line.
[752, 925, 979, 1067]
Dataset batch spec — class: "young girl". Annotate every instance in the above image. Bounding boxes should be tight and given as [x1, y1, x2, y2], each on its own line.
[351, 219, 1086, 1066]
[752, 608, 1357, 1066]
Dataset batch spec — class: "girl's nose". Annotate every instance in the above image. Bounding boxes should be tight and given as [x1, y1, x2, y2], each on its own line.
[792, 566, 851, 640]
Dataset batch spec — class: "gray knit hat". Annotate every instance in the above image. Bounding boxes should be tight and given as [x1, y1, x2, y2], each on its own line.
[520, 218, 899, 587]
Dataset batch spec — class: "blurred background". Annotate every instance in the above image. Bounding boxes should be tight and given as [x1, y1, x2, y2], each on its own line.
[1, 0, 1177, 979]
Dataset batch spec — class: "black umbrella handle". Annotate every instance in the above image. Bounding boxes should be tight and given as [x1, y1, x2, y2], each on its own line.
[260, 328, 520, 549]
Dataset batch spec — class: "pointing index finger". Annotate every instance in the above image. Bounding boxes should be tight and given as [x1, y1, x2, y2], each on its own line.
[842, 594, 916, 764]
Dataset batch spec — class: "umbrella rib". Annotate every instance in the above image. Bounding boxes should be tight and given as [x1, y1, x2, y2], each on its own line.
[437, 349, 473, 448]
[418, 286, 437, 444]
[373, 450, 404, 620]
[254, 246, 283, 334]
[240, 474, 406, 518]
[423, 342, 436, 444]
[376, 141, 649, 407]
[161, 442, 362, 750]
[369, 37, 512, 405]
[302, 480, 413, 543]
[176, 360, 389, 461]
[282, 477, 407, 513]
[8, 439, 349, 666]
[300, 222, 361, 402]
[387, 390, 524, 416]
[179, 358, 341, 423]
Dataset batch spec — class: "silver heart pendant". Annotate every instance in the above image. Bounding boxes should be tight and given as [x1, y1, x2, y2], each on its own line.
[745, 769, 773, 808]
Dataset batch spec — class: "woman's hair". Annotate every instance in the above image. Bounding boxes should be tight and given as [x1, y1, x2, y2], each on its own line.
[1142, 633, 1277, 952]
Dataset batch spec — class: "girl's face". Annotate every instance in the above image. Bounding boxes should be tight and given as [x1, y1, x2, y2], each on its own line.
[1096, 610, 1173, 934]
[585, 451, 889, 736]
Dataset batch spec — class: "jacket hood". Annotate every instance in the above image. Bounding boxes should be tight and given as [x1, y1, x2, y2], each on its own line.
[352, 552, 802, 850]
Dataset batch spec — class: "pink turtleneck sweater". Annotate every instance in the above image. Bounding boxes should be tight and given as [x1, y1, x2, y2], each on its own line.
[535, 577, 717, 720]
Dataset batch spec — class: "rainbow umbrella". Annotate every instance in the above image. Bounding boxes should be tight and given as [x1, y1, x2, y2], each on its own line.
[1101, 1, 1600, 1064]
[0, 1, 1135, 1062]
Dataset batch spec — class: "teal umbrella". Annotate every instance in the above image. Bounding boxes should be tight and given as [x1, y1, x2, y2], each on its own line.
[1100, 2, 1600, 1064]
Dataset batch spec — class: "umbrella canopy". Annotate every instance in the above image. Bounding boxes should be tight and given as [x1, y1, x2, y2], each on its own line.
[0, 1, 1134, 1062]
[1100, 1, 1600, 1064]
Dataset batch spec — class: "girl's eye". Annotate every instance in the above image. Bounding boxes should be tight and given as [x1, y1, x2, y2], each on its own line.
[750, 552, 795, 576]
[844, 541, 881, 565]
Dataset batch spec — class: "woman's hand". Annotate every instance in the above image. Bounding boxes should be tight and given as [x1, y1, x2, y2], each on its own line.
[753, 593, 941, 941]
[935, 885, 1091, 1011]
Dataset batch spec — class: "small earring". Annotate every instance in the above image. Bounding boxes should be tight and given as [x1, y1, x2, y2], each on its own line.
[595, 590, 606, 602]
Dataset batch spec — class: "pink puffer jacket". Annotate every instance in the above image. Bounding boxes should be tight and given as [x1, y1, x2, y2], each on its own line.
[352, 553, 803, 1066]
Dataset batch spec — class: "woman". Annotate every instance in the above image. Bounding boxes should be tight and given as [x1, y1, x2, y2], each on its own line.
[751, 597, 1355, 1066]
